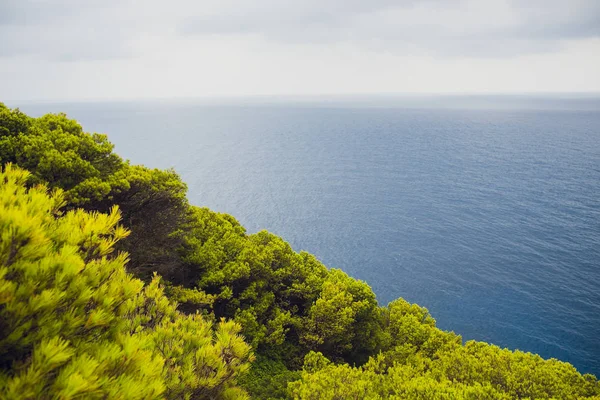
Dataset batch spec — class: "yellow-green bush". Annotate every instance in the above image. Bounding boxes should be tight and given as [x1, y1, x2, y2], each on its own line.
[0, 164, 252, 399]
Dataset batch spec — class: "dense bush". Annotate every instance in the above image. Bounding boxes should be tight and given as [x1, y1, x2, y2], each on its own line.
[290, 300, 600, 399]
[0, 164, 252, 399]
[0, 103, 190, 281]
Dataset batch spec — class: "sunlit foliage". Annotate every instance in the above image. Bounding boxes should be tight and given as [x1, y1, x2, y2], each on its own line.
[0, 164, 252, 399]
[289, 301, 600, 399]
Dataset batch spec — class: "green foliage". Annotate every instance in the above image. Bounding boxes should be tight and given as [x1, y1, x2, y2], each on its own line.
[378, 298, 461, 366]
[0, 104, 126, 203]
[183, 208, 331, 365]
[289, 353, 510, 400]
[183, 207, 386, 366]
[0, 105, 30, 143]
[289, 299, 600, 399]
[126, 277, 253, 400]
[2, 103, 599, 399]
[239, 355, 300, 400]
[0, 103, 190, 281]
[431, 341, 600, 399]
[300, 269, 383, 363]
[0, 164, 252, 399]
[94, 165, 190, 281]
[290, 349, 600, 399]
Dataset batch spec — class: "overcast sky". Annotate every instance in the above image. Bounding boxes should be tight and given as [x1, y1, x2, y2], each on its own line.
[1, 0, 600, 101]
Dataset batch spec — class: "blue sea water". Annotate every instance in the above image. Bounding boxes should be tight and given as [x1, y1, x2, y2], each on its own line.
[17, 96, 600, 376]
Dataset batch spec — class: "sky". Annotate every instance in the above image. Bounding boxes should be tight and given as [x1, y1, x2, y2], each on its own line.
[1, 0, 600, 101]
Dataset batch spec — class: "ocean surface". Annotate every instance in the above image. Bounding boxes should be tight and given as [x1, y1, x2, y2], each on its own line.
[17, 95, 600, 376]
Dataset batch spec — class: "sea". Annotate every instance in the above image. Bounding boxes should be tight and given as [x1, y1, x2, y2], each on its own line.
[15, 95, 600, 376]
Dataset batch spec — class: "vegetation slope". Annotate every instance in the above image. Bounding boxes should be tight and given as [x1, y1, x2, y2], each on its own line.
[1, 103, 598, 399]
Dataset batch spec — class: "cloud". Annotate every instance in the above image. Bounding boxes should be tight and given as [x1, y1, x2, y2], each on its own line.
[180, 0, 600, 57]
[1, 0, 598, 61]
[0, 0, 136, 61]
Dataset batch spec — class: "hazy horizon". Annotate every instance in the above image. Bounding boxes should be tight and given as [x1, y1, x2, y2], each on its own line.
[9, 93, 600, 115]
[8, 91, 600, 103]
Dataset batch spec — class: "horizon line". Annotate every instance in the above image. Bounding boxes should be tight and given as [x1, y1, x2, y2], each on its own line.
[6, 91, 600, 105]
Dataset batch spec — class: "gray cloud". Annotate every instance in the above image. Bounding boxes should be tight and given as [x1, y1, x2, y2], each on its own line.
[180, 0, 600, 57]
[178, 1, 431, 39]
[0, 0, 136, 61]
[1, 0, 599, 61]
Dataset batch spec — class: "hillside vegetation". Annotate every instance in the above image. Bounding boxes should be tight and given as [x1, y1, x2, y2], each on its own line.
[1, 103, 598, 399]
